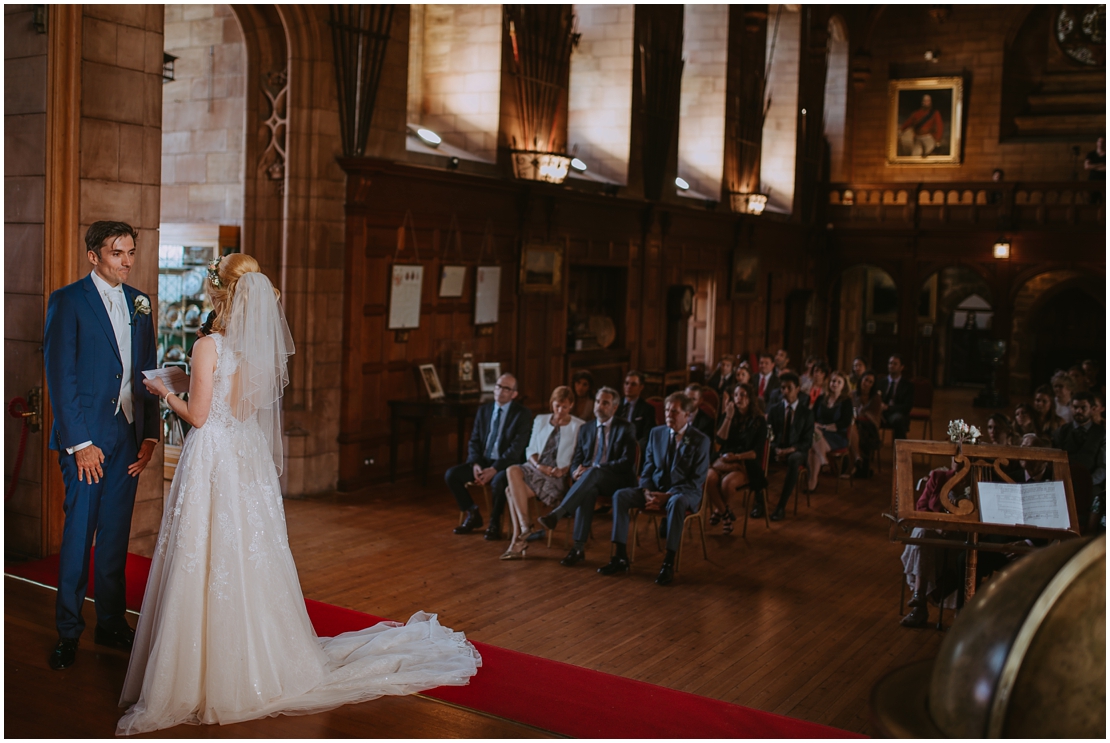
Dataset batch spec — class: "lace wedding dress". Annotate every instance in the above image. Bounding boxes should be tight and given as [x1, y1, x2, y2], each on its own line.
[117, 334, 481, 735]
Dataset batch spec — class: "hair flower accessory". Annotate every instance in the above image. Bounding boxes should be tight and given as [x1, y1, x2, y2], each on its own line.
[207, 256, 224, 288]
[947, 419, 981, 445]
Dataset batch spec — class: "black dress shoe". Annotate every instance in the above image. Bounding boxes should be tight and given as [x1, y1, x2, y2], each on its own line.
[49, 638, 78, 670]
[907, 590, 925, 608]
[95, 623, 135, 651]
[537, 513, 559, 532]
[597, 557, 630, 575]
[483, 523, 502, 541]
[770, 508, 786, 522]
[560, 548, 585, 567]
[655, 563, 675, 586]
[900, 606, 929, 627]
[750, 506, 765, 519]
[453, 510, 484, 535]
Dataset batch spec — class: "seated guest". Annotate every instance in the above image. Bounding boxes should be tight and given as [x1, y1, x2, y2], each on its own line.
[773, 348, 790, 375]
[805, 371, 853, 492]
[798, 357, 818, 394]
[1033, 384, 1066, 438]
[617, 370, 655, 452]
[735, 362, 753, 389]
[536, 387, 638, 567]
[598, 392, 711, 586]
[1051, 371, 1075, 424]
[877, 354, 914, 440]
[501, 386, 584, 560]
[899, 464, 959, 627]
[850, 371, 883, 478]
[1019, 433, 1053, 481]
[570, 369, 595, 423]
[704, 383, 767, 534]
[986, 414, 1024, 481]
[1013, 403, 1038, 436]
[1054, 392, 1106, 533]
[1068, 364, 1090, 394]
[848, 356, 867, 391]
[751, 373, 814, 522]
[444, 373, 533, 539]
[755, 352, 781, 408]
[806, 361, 829, 408]
[684, 383, 717, 440]
[705, 354, 737, 399]
[1094, 395, 1105, 427]
[1082, 359, 1102, 396]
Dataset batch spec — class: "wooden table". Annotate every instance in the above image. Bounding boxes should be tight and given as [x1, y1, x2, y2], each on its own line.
[387, 396, 492, 485]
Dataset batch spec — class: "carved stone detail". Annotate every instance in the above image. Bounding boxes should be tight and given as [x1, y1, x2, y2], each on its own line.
[259, 69, 288, 193]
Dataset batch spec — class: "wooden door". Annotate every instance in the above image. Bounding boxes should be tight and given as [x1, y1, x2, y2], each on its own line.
[684, 271, 716, 368]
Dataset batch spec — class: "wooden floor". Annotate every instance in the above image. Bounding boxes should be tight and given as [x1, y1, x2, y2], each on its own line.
[7, 390, 997, 737]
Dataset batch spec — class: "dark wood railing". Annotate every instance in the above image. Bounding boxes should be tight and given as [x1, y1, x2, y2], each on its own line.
[828, 181, 1105, 230]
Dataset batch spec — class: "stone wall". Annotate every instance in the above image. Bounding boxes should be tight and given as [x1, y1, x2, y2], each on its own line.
[411, 4, 502, 162]
[567, 4, 635, 184]
[760, 5, 800, 214]
[161, 4, 245, 225]
[677, 4, 728, 197]
[5, 5, 49, 556]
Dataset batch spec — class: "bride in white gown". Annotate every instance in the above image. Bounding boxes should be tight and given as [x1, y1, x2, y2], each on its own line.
[119, 254, 480, 736]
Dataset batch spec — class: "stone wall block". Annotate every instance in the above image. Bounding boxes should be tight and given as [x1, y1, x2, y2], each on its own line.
[82, 14, 119, 65]
[85, 4, 148, 28]
[5, 56, 47, 115]
[116, 23, 147, 71]
[4, 223, 43, 295]
[144, 30, 164, 75]
[4, 292, 43, 342]
[82, 62, 145, 124]
[79, 180, 142, 226]
[79, 118, 120, 181]
[141, 184, 161, 228]
[5, 113, 46, 177]
[118, 123, 145, 183]
[5, 176, 45, 223]
[4, 10, 48, 58]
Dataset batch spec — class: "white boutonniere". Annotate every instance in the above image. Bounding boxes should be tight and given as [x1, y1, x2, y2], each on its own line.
[131, 295, 152, 324]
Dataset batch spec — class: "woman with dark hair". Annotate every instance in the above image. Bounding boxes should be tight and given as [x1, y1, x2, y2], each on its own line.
[806, 371, 853, 492]
[1033, 384, 1066, 438]
[986, 413, 1015, 446]
[570, 369, 595, 423]
[704, 383, 767, 535]
[1013, 403, 1037, 436]
[850, 371, 883, 478]
[806, 361, 830, 408]
[1050, 371, 1075, 424]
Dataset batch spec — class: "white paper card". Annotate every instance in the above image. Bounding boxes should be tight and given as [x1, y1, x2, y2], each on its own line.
[388, 264, 424, 329]
[142, 367, 191, 394]
[977, 481, 1069, 530]
[474, 266, 501, 325]
[439, 265, 466, 297]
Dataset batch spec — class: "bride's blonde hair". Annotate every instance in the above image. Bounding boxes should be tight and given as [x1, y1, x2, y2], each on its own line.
[207, 253, 279, 333]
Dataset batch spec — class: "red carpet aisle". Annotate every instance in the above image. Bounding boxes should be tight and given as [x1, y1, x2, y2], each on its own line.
[7, 552, 860, 739]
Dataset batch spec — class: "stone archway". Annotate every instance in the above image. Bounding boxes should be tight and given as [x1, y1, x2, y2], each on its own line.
[828, 263, 899, 373]
[1010, 269, 1105, 395]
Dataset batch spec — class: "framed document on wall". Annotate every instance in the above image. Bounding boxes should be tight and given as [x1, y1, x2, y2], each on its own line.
[474, 266, 501, 325]
[439, 265, 466, 298]
[389, 265, 424, 330]
[519, 241, 563, 293]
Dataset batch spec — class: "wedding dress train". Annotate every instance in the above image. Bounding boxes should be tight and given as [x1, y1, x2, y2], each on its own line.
[117, 335, 480, 735]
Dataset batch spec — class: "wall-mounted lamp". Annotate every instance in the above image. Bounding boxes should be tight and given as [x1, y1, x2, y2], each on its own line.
[993, 238, 1011, 259]
[729, 192, 768, 215]
[675, 177, 690, 191]
[510, 151, 571, 184]
[162, 52, 178, 83]
[570, 157, 587, 172]
[416, 128, 442, 148]
[32, 4, 47, 33]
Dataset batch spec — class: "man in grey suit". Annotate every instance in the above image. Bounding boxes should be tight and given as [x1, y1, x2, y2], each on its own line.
[597, 392, 711, 586]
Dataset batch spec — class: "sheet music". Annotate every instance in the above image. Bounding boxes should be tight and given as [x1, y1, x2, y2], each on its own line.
[977, 481, 1069, 530]
[142, 367, 191, 394]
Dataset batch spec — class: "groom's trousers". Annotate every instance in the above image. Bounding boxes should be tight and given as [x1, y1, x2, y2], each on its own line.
[56, 411, 139, 639]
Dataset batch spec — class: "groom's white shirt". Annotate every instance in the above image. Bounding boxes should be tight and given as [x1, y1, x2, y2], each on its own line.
[68, 271, 154, 455]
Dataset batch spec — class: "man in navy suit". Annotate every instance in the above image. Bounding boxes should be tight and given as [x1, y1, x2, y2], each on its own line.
[598, 392, 711, 585]
[752, 372, 814, 522]
[876, 354, 915, 440]
[444, 373, 533, 539]
[536, 386, 638, 566]
[43, 221, 160, 670]
[616, 370, 655, 453]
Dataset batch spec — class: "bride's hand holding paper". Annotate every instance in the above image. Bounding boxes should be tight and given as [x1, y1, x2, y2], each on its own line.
[142, 366, 191, 397]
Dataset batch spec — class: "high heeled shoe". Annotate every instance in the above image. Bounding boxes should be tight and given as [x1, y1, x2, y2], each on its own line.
[500, 540, 528, 560]
[721, 508, 735, 535]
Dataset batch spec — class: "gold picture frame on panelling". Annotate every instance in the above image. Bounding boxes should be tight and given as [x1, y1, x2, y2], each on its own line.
[519, 241, 563, 294]
[887, 77, 964, 165]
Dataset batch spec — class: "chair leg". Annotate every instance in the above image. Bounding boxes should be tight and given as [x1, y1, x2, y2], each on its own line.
[698, 515, 708, 560]
[899, 577, 906, 615]
[629, 509, 639, 566]
[741, 490, 751, 538]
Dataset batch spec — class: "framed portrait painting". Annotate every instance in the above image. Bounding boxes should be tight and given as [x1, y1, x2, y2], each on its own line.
[519, 241, 563, 294]
[478, 362, 501, 393]
[887, 77, 964, 165]
[730, 251, 759, 299]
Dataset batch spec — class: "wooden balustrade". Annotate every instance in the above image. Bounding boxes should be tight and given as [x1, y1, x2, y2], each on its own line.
[828, 181, 1105, 229]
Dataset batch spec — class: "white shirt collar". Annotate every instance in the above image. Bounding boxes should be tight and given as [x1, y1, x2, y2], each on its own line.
[90, 269, 123, 295]
[784, 398, 798, 412]
[671, 422, 689, 437]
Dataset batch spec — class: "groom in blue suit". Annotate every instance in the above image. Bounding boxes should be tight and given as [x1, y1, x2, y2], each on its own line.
[43, 221, 159, 670]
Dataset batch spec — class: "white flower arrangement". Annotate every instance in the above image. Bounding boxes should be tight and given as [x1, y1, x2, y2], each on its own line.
[947, 419, 981, 445]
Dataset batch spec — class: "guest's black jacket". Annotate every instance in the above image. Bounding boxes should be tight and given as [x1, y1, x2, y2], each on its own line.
[570, 417, 639, 486]
[617, 397, 656, 451]
[876, 375, 915, 417]
[767, 399, 814, 454]
[466, 400, 534, 471]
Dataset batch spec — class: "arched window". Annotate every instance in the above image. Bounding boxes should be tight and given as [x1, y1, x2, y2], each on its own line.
[759, 5, 800, 215]
[824, 16, 849, 182]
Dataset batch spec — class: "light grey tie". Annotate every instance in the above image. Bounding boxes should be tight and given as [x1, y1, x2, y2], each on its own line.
[105, 287, 133, 421]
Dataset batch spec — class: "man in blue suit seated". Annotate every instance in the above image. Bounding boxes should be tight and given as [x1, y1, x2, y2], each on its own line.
[43, 221, 160, 671]
[598, 391, 711, 585]
[536, 386, 638, 567]
[444, 373, 533, 540]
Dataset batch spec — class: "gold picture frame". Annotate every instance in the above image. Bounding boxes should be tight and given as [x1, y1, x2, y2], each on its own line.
[887, 77, 964, 165]
[519, 241, 563, 294]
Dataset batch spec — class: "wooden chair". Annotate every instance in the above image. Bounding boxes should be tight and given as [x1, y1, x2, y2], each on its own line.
[464, 480, 508, 533]
[699, 401, 717, 423]
[909, 378, 934, 441]
[628, 479, 710, 571]
[646, 397, 666, 426]
[738, 437, 772, 537]
[828, 446, 854, 493]
[701, 388, 720, 412]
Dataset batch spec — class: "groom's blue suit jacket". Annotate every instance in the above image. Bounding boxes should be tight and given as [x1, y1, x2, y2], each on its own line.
[44, 273, 160, 453]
